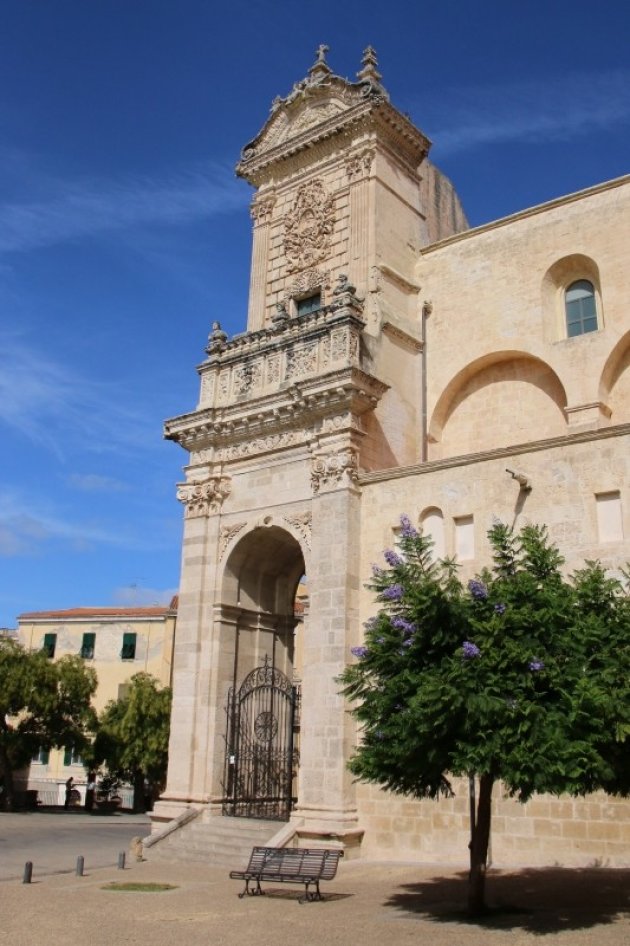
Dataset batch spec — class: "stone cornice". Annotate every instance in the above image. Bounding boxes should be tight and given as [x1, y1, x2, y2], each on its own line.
[165, 366, 388, 455]
[420, 174, 630, 255]
[359, 423, 630, 485]
[238, 98, 430, 186]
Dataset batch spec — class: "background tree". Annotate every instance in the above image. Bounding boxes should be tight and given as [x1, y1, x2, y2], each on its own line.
[90, 672, 171, 812]
[0, 638, 97, 810]
[340, 517, 630, 915]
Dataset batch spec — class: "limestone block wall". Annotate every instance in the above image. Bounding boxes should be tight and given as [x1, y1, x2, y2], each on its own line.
[418, 176, 630, 460]
[353, 430, 630, 867]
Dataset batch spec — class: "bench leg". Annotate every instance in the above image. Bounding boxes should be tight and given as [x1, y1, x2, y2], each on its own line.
[238, 877, 265, 898]
[298, 880, 322, 904]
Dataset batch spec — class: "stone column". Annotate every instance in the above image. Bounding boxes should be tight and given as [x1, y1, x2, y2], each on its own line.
[293, 463, 363, 850]
[152, 476, 231, 822]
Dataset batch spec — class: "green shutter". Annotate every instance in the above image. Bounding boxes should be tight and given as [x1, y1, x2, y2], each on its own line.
[121, 632, 137, 660]
[64, 746, 72, 766]
[80, 632, 95, 659]
[42, 633, 57, 658]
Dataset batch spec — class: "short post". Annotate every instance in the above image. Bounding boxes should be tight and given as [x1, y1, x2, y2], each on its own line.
[76, 855, 84, 877]
[23, 861, 33, 884]
[117, 851, 126, 870]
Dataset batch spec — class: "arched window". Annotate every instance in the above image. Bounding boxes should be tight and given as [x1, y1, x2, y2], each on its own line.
[565, 280, 597, 337]
[420, 507, 445, 560]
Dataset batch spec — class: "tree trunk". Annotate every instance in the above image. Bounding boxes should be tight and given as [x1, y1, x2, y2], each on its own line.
[132, 769, 145, 813]
[0, 742, 15, 811]
[467, 773, 494, 915]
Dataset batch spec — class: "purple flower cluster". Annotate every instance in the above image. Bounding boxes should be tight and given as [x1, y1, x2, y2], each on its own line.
[399, 514, 418, 539]
[371, 564, 384, 578]
[383, 548, 403, 567]
[401, 638, 413, 648]
[462, 640, 481, 660]
[382, 583, 404, 601]
[392, 616, 416, 636]
[528, 659, 545, 672]
[468, 579, 488, 601]
[350, 646, 368, 659]
[494, 603, 506, 614]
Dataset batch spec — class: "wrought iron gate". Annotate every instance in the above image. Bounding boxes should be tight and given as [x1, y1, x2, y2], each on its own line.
[222, 658, 300, 821]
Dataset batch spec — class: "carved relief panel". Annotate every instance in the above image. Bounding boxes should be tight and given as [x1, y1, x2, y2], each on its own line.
[283, 179, 335, 273]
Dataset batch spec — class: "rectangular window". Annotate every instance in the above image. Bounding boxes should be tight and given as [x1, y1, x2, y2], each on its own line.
[42, 633, 57, 658]
[121, 632, 137, 660]
[63, 746, 82, 766]
[32, 747, 50, 765]
[454, 515, 475, 561]
[118, 683, 131, 701]
[296, 292, 321, 317]
[80, 632, 95, 659]
[596, 491, 623, 543]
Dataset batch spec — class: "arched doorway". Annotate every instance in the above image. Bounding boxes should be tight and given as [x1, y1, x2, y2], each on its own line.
[219, 522, 306, 820]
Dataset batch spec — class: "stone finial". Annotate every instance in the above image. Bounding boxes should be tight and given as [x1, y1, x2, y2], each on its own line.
[357, 46, 382, 83]
[308, 44, 332, 83]
[206, 320, 228, 356]
[333, 273, 357, 296]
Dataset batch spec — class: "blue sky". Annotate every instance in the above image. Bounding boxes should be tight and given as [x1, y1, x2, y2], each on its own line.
[1, 1, 629, 627]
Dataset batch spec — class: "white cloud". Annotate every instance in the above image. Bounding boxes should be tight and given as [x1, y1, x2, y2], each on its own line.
[0, 486, 167, 557]
[67, 473, 130, 493]
[417, 69, 630, 155]
[0, 331, 157, 457]
[0, 161, 247, 255]
[111, 585, 178, 607]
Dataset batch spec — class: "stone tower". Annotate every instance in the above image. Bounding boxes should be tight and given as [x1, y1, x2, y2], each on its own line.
[153, 47, 467, 846]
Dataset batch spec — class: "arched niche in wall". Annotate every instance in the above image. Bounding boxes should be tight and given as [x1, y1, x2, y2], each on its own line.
[420, 506, 445, 559]
[541, 254, 603, 342]
[599, 330, 630, 424]
[428, 351, 568, 460]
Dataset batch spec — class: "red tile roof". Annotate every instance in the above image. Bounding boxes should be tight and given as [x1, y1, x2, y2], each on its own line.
[18, 599, 178, 621]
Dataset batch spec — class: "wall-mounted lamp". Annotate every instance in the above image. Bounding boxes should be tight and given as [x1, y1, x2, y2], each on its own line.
[506, 468, 532, 492]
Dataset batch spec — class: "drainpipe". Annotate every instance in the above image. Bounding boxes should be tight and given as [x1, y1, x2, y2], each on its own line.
[421, 300, 432, 462]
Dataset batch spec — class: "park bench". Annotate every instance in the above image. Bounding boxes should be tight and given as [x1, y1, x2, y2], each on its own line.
[230, 846, 344, 903]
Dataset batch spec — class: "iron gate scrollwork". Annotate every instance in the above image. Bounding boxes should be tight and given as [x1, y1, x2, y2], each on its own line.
[223, 658, 300, 820]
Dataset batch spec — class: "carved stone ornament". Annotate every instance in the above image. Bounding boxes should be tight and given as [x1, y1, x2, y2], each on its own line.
[311, 449, 359, 493]
[250, 196, 276, 225]
[345, 148, 375, 182]
[176, 477, 231, 518]
[283, 180, 335, 274]
[219, 521, 247, 559]
[283, 511, 313, 549]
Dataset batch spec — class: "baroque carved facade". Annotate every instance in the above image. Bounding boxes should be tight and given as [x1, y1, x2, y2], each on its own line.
[155, 47, 630, 870]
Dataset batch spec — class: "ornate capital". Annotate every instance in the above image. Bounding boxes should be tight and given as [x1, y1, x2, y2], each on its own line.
[250, 196, 276, 225]
[311, 449, 359, 493]
[345, 148, 375, 182]
[176, 476, 231, 518]
[283, 180, 335, 274]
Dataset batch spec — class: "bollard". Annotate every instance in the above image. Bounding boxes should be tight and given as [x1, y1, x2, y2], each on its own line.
[23, 861, 33, 884]
[117, 851, 126, 870]
[76, 855, 84, 877]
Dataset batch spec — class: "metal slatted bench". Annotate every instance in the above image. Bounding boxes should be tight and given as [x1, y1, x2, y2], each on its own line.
[230, 846, 344, 903]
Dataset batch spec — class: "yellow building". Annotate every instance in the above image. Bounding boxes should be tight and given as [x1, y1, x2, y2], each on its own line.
[16, 600, 176, 806]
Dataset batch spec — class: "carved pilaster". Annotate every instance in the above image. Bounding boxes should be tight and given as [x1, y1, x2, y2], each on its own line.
[345, 148, 375, 183]
[176, 476, 231, 518]
[250, 196, 276, 225]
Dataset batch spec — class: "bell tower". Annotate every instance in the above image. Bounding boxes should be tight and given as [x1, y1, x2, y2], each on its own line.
[154, 47, 467, 849]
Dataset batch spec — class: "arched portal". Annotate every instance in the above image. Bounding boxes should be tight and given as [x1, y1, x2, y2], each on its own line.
[219, 523, 306, 819]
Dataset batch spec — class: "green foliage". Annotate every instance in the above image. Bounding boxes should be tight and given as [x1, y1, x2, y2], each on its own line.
[0, 638, 97, 806]
[340, 519, 630, 804]
[90, 673, 171, 806]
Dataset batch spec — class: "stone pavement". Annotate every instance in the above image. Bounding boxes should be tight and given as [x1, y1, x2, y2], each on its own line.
[0, 855, 628, 946]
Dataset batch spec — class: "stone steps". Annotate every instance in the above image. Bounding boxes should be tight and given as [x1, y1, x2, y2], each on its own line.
[146, 814, 283, 867]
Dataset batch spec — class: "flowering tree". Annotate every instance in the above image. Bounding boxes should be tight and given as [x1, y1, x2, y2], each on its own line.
[340, 517, 630, 914]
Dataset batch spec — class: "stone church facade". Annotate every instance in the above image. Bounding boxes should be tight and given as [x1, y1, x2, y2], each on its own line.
[153, 48, 630, 867]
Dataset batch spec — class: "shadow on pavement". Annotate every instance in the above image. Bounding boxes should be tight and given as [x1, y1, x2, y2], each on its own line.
[384, 866, 630, 934]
